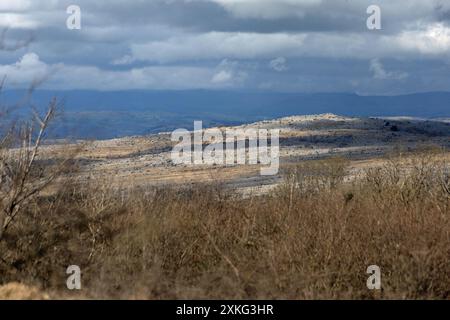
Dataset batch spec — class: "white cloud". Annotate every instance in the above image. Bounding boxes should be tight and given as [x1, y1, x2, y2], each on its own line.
[0, 53, 58, 85]
[211, 70, 233, 83]
[0, 13, 39, 28]
[128, 26, 450, 65]
[269, 57, 288, 71]
[0, 0, 32, 11]
[369, 58, 408, 80]
[396, 23, 450, 55]
[0, 52, 252, 90]
[211, 59, 248, 85]
[111, 54, 135, 66]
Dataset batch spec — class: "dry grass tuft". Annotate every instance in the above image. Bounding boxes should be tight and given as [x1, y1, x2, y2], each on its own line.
[0, 150, 448, 299]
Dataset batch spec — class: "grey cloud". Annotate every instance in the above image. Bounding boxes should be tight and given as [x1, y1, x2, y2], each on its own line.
[0, 0, 450, 94]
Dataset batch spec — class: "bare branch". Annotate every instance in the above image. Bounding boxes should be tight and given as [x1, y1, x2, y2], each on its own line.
[0, 98, 61, 240]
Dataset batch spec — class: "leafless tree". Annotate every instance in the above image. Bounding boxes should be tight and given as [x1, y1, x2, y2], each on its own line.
[0, 29, 69, 241]
[0, 99, 61, 240]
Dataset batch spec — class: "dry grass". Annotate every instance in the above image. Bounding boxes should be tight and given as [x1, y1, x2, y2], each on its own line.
[0, 149, 448, 300]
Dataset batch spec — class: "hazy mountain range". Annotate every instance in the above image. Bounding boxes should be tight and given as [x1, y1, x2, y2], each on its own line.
[2, 90, 450, 139]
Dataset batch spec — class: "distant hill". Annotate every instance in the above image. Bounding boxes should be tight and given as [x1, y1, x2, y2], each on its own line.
[2, 90, 450, 139]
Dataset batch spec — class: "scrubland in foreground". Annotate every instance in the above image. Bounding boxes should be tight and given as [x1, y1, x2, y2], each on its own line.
[0, 150, 449, 299]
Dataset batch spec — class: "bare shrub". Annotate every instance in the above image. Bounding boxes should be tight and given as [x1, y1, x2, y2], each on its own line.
[0, 29, 68, 242]
[279, 157, 349, 201]
[0, 100, 58, 240]
[0, 150, 448, 299]
[362, 148, 450, 212]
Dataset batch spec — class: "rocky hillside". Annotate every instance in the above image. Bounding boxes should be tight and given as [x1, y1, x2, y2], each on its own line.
[39, 114, 450, 195]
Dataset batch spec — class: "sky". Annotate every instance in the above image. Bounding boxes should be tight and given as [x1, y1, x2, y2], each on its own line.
[1, 0, 450, 94]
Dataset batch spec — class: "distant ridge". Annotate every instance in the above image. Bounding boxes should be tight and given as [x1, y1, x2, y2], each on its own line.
[2, 90, 450, 139]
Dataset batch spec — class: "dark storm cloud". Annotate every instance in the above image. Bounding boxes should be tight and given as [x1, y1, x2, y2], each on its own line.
[34, 0, 427, 34]
[0, 0, 450, 94]
[85, 0, 364, 33]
